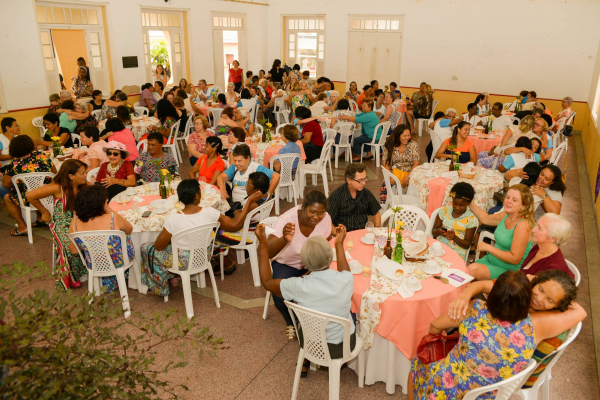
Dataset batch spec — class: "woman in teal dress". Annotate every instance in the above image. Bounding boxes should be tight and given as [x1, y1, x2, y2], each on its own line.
[409, 271, 585, 400]
[26, 159, 90, 290]
[466, 184, 535, 280]
[68, 185, 134, 294]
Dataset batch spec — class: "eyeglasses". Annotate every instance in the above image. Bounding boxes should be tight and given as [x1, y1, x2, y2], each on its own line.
[352, 178, 368, 184]
[108, 151, 121, 156]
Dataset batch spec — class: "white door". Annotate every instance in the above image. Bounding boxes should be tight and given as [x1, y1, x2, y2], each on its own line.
[170, 31, 184, 84]
[237, 30, 248, 73]
[212, 30, 225, 88]
[347, 31, 402, 88]
[347, 31, 363, 86]
[85, 29, 109, 94]
[142, 31, 152, 82]
[361, 33, 376, 87]
[39, 28, 61, 95]
[385, 33, 402, 84]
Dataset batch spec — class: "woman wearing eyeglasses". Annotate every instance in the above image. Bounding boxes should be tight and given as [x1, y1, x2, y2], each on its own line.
[95, 141, 136, 200]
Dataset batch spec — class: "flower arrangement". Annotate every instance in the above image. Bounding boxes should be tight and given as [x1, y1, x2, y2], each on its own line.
[448, 145, 461, 168]
[50, 136, 63, 156]
[258, 118, 273, 142]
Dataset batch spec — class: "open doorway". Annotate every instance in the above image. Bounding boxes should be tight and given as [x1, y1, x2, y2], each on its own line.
[148, 30, 173, 85]
[223, 31, 238, 87]
[50, 29, 87, 93]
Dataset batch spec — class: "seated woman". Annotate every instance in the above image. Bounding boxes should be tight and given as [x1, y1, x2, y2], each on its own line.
[477, 115, 536, 169]
[75, 125, 108, 174]
[187, 115, 215, 165]
[214, 107, 239, 137]
[68, 185, 134, 294]
[58, 100, 78, 133]
[373, 89, 386, 117]
[143, 99, 179, 144]
[498, 136, 540, 175]
[188, 136, 225, 185]
[140, 179, 264, 296]
[27, 159, 90, 290]
[468, 184, 535, 280]
[237, 88, 259, 110]
[73, 102, 98, 131]
[172, 96, 189, 134]
[309, 92, 328, 117]
[135, 132, 178, 183]
[328, 99, 356, 129]
[323, 90, 340, 113]
[431, 182, 477, 261]
[99, 118, 138, 161]
[272, 125, 301, 175]
[410, 270, 586, 400]
[234, 108, 255, 136]
[532, 118, 553, 162]
[139, 83, 157, 112]
[71, 66, 93, 99]
[225, 83, 239, 104]
[552, 97, 574, 132]
[115, 105, 132, 126]
[227, 127, 246, 164]
[286, 81, 313, 115]
[344, 81, 361, 102]
[40, 112, 74, 149]
[378, 92, 396, 124]
[213, 93, 228, 109]
[95, 141, 136, 200]
[213, 172, 271, 275]
[261, 191, 338, 342]
[380, 124, 419, 204]
[520, 213, 573, 278]
[2, 135, 56, 236]
[99, 92, 129, 121]
[296, 106, 324, 164]
[435, 121, 476, 164]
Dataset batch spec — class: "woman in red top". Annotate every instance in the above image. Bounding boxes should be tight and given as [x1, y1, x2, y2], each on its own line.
[96, 141, 136, 200]
[296, 106, 324, 164]
[188, 136, 225, 185]
[228, 60, 243, 93]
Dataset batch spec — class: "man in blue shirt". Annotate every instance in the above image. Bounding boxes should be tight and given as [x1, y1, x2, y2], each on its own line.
[339, 99, 381, 161]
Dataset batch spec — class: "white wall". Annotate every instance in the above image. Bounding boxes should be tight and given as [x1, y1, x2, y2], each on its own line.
[267, 0, 600, 101]
[587, 39, 600, 128]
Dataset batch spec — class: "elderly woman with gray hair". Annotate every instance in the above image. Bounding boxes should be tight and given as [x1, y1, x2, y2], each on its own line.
[520, 213, 574, 279]
[256, 221, 354, 376]
[552, 96, 574, 132]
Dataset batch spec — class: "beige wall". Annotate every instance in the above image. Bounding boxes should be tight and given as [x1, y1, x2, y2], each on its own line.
[51, 29, 87, 95]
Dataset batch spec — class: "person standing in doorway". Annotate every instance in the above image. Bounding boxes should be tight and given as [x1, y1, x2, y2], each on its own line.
[76, 57, 91, 81]
[229, 60, 243, 93]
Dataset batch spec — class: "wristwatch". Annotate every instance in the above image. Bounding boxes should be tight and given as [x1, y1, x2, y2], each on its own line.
[543, 193, 549, 200]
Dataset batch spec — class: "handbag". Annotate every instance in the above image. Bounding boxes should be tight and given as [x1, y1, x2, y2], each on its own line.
[416, 331, 460, 364]
[563, 125, 573, 137]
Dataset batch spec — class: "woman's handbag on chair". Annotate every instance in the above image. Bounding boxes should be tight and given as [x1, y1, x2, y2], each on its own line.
[416, 331, 460, 364]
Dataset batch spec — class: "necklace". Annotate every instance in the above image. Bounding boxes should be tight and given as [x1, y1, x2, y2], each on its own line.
[106, 161, 123, 177]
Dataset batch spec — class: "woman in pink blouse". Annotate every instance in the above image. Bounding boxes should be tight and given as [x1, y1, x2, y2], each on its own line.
[76, 125, 108, 176]
[187, 115, 215, 165]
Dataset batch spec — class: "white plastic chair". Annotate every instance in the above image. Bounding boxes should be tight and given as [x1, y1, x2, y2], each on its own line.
[565, 260, 581, 286]
[463, 359, 537, 400]
[430, 126, 448, 163]
[426, 206, 478, 264]
[565, 111, 576, 127]
[276, 123, 290, 136]
[68, 230, 134, 318]
[246, 104, 257, 124]
[504, 101, 516, 111]
[348, 99, 359, 113]
[230, 199, 275, 287]
[71, 133, 81, 147]
[475, 231, 496, 260]
[417, 100, 438, 137]
[32, 116, 46, 137]
[11, 172, 55, 244]
[332, 122, 355, 168]
[207, 108, 223, 129]
[91, 109, 103, 120]
[491, 145, 515, 169]
[516, 322, 581, 400]
[164, 222, 221, 319]
[162, 119, 182, 163]
[285, 301, 364, 400]
[299, 139, 334, 197]
[134, 106, 149, 117]
[176, 116, 193, 154]
[269, 153, 300, 215]
[381, 204, 430, 232]
[260, 216, 279, 320]
[359, 121, 391, 167]
[87, 167, 100, 183]
[549, 141, 568, 166]
[381, 168, 422, 210]
[137, 139, 148, 153]
[389, 111, 403, 130]
[275, 109, 290, 125]
[211, 86, 223, 95]
[321, 129, 335, 180]
[512, 117, 521, 125]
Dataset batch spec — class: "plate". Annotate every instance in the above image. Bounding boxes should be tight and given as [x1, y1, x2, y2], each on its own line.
[360, 237, 375, 245]
[150, 199, 167, 208]
[377, 263, 406, 281]
[153, 208, 170, 215]
[441, 171, 458, 179]
[424, 265, 443, 275]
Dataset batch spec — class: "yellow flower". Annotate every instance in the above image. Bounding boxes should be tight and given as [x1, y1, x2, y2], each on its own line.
[436, 391, 448, 400]
[50, 136, 60, 141]
[499, 347, 518, 363]
[395, 220, 405, 230]
[266, 122, 272, 128]
[522, 348, 534, 360]
[499, 365, 513, 379]
[474, 317, 491, 336]
[161, 169, 169, 176]
[454, 151, 462, 156]
[458, 324, 467, 336]
[451, 361, 471, 381]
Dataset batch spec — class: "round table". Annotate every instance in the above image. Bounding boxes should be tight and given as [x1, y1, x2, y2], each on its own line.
[108, 185, 230, 294]
[332, 229, 468, 394]
[407, 163, 504, 216]
[469, 130, 503, 153]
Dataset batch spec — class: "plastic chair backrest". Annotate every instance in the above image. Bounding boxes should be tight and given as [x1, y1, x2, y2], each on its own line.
[274, 96, 287, 112]
[71, 133, 81, 146]
[475, 230, 495, 260]
[68, 230, 133, 276]
[512, 117, 521, 125]
[565, 260, 581, 286]
[389, 111, 403, 130]
[463, 360, 537, 400]
[280, 109, 290, 124]
[91, 109, 103, 120]
[426, 207, 441, 237]
[171, 222, 220, 274]
[381, 168, 404, 208]
[276, 123, 290, 136]
[504, 101, 516, 111]
[164, 120, 181, 144]
[246, 104, 257, 123]
[269, 153, 300, 186]
[208, 108, 223, 127]
[212, 85, 223, 94]
[134, 102, 140, 108]
[284, 300, 354, 365]
[238, 199, 275, 247]
[137, 139, 148, 153]
[261, 216, 278, 229]
[373, 121, 392, 146]
[430, 127, 447, 162]
[333, 122, 355, 146]
[315, 139, 335, 169]
[11, 172, 55, 212]
[348, 99, 359, 112]
[182, 115, 194, 138]
[322, 128, 336, 143]
[393, 205, 430, 232]
[430, 100, 439, 117]
[565, 111, 576, 126]
[549, 141, 568, 165]
[255, 124, 264, 136]
[87, 167, 100, 183]
[134, 107, 149, 117]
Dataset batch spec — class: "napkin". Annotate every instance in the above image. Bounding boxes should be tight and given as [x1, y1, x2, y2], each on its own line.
[397, 282, 415, 299]
[404, 232, 428, 256]
[132, 196, 145, 202]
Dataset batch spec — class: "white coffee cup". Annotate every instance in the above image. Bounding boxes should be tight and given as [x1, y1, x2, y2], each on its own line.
[413, 230, 425, 240]
[486, 169, 495, 177]
[466, 162, 474, 169]
[364, 232, 375, 244]
[489, 134, 496, 139]
[406, 276, 421, 291]
[431, 242, 443, 256]
[126, 187, 137, 196]
[349, 260, 360, 271]
[423, 163, 432, 170]
[425, 260, 439, 274]
[445, 159, 451, 166]
[479, 176, 489, 184]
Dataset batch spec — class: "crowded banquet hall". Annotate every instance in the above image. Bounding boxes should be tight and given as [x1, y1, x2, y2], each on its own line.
[2, 1, 600, 399]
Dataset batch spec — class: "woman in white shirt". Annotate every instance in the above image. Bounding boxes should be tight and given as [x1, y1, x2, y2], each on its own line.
[225, 82, 239, 105]
[140, 179, 264, 297]
[373, 90, 386, 117]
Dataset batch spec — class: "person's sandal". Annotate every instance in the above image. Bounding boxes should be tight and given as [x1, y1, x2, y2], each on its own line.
[285, 325, 297, 342]
[301, 359, 310, 378]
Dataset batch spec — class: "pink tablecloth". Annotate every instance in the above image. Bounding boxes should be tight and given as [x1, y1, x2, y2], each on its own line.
[262, 140, 307, 167]
[469, 132, 502, 153]
[395, 102, 407, 114]
[330, 229, 467, 358]
[110, 195, 160, 212]
[426, 177, 451, 216]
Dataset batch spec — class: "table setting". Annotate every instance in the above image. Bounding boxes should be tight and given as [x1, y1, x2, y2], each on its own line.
[331, 227, 472, 394]
[407, 161, 504, 216]
[469, 126, 503, 153]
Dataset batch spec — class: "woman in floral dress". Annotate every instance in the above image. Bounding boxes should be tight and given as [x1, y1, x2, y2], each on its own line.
[26, 159, 90, 290]
[285, 81, 313, 115]
[187, 115, 214, 165]
[380, 124, 419, 205]
[71, 66, 93, 99]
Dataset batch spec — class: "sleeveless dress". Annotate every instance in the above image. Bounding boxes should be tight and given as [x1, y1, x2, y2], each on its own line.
[50, 189, 87, 291]
[478, 215, 532, 279]
[72, 213, 135, 294]
[411, 299, 536, 400]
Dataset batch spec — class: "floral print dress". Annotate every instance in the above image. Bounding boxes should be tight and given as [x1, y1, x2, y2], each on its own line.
[290, 93, 311, 114]
[411, 300, 536, 400]
[435, 206, 478, 260]
[4, 151, 54, 206]
[379, 142, 420, 204]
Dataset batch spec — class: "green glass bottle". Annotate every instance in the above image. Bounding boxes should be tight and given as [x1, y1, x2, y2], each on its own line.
[392, 231, 403, 263]
[159, 174, 168, 199]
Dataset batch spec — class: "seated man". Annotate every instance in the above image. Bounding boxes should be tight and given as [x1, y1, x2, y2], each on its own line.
[217, 143, 280, 203]
[134, 132, 178, 182]
[485, 102, 513, 131]
[461, 102, 483, 127]
[328, 163, 381, 232]
[194, 79, 213, 102]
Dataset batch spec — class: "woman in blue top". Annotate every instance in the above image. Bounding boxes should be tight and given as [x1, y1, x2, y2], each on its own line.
[273, 125, 301, 177]
[339, 99, 381, 161]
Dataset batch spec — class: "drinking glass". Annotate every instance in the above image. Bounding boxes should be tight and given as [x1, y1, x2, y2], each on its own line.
[346, 238, 354, 252]
[361, 259, 372, 277]
[365, 222, 374, 233]
[199, 176, 206, 186]
[143, 183, 150, 194]
[118, 194, 127, 205]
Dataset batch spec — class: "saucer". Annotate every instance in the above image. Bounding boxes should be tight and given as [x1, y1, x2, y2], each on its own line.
[153, 208, 170, 215]
[478, 179, 490, 184]
[350, 263, 363, 274]
[424, 264, 443, 274]
[360, 237, 375, 245]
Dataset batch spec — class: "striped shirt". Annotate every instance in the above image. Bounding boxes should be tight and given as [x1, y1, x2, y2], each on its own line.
[328, 184, 381, 232]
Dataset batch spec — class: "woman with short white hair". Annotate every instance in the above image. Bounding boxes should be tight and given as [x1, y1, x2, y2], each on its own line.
[552, 96, 574, 132]
[324, 90, 340, 112]
[520, 213, 574, 279]
[225, 82, 239, 105]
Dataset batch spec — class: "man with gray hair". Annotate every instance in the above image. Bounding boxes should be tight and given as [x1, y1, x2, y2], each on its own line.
[194, 79, 213, 102]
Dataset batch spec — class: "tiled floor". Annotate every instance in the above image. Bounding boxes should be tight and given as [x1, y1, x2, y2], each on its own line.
[1, 132, 598, 399]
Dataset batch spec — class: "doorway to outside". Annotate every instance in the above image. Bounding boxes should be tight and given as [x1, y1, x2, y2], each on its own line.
[51, 29, 87, 92]
[212, 13, 247, 91]
[223, 31, 239, 87]
[148, 30, 173, 85]
[284, 16, 325, 80]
